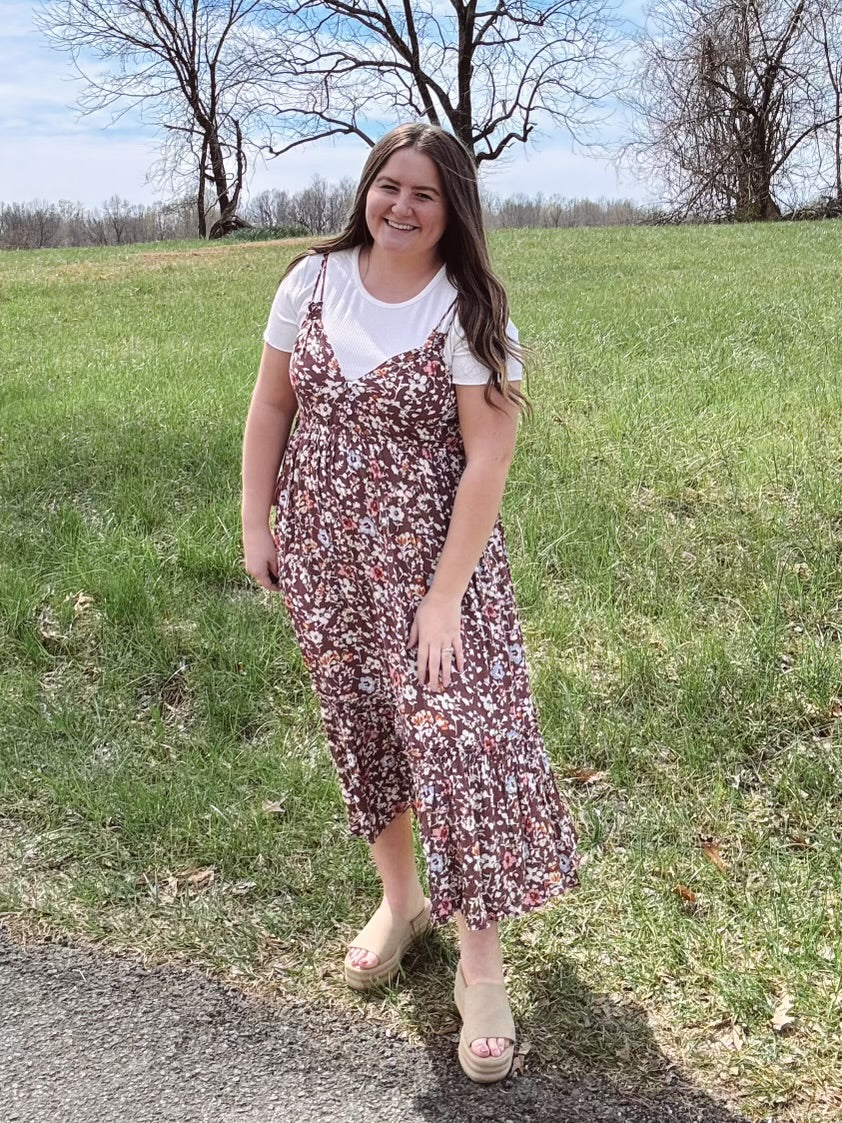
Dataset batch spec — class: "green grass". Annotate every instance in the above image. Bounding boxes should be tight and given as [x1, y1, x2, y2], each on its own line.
[1, 228, 841, 1121]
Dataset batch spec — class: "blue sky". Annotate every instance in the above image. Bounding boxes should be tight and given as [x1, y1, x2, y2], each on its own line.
[2, 1, 657, 210]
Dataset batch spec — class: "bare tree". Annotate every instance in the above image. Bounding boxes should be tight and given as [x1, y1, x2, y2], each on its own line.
[809, 0, 842, 200]
[102, 194, 133, 243]
[0, 184, 649, 249]
[291, 174, 330, 232]
[324, 176, 356, 231]
[623, 0, 842, 220]
[37, 0, 258, 237]
[247, 0, 622, 165]
[0, 201, 62, 248]
[481, 190, 647, 226]
[247, 187, 295, 226]
[0, 196, 209, 249]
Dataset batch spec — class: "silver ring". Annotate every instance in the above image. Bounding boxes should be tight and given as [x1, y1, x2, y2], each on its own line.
[441, 647, 454, 654]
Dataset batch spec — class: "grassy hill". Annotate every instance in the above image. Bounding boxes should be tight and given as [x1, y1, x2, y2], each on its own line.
[1, 226, 840, 1121]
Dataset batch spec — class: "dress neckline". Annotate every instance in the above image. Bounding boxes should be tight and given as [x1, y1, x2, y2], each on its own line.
[309, 298, 451, 386]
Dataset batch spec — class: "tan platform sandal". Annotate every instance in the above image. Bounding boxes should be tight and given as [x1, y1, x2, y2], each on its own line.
[343, 900, 433, 991]
[453, 962, 516, 1083]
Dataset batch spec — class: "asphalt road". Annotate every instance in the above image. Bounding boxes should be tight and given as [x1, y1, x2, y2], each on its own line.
[0, 924, 751, 1123]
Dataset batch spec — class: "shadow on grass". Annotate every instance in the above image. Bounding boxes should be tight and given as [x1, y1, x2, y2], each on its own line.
[398, 937, 750, 1123]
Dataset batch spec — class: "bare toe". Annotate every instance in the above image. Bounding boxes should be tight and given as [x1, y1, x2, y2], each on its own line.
[347, 946, 379, 969]
[470, 1035, 511, 1058]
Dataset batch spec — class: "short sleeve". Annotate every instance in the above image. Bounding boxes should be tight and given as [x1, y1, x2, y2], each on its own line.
[263, 254, 321, 353]
[445, 315, 523, 385]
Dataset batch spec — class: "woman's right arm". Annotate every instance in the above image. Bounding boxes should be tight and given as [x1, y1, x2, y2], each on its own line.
[241, 343, 298, 591]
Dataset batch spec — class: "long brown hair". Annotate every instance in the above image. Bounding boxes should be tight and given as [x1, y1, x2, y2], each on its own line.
[282, 123, 531, 418]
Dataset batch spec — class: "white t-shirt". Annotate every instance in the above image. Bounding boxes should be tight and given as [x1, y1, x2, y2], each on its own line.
[263, 246, 522, 385]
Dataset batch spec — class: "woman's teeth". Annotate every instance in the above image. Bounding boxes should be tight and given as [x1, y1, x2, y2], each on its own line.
[386, 220, 415, 231]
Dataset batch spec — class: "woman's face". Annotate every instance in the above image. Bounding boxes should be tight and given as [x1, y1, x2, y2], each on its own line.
[364, 146, 448, 261]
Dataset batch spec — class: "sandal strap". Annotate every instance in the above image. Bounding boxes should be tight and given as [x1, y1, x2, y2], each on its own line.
[455, 969, 516, 1042]
[349, 902, 429, 960]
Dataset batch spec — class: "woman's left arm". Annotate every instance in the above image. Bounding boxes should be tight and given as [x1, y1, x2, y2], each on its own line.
[408, 381, 520, 689]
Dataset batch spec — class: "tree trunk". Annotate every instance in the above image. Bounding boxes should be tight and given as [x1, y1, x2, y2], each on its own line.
[197, 135, 208, 238]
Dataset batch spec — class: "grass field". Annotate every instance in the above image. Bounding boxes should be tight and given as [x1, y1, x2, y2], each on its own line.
[1, 226, 840, 1121]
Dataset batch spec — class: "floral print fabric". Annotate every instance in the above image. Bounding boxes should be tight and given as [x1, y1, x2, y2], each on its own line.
[272, 253, 579, 930]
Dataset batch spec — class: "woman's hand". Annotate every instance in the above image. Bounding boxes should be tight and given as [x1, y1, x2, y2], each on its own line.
[244, 527, 281, 592]
[407, 590, 465, 691]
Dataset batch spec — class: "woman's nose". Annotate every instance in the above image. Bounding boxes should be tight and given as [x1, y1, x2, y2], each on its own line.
[391, 193, 413, 216]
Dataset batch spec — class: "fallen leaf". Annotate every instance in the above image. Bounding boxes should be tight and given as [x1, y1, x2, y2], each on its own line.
[263, 799, 286, 815]
[159, 875, 179, 904]
[772, 993, 796, 1033]
[37, 605, 67, 651]
[674, 884, 697, 903]
[71, 591, 95, 616]
[185, 867, 215, 890]
[716, 1023, 745, 1051]
[568, 768, 609, 785]
[701, 840, 728, 872]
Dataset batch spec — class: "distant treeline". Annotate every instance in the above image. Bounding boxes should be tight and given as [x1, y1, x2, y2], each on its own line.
[0, 178, 657, 250]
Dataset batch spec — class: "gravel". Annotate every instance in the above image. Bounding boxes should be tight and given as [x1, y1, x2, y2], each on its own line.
[0, 924, 750, 1123]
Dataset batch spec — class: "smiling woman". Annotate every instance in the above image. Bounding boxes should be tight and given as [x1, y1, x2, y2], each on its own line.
[240, 122, 578, 1085]
[363, 150, 448, 280]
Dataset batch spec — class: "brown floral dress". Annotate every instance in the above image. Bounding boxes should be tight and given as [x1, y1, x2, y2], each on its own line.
[272, 253, 579, 930]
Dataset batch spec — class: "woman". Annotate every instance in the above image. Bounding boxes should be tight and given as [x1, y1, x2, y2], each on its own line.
[241, 122, 578, 1083]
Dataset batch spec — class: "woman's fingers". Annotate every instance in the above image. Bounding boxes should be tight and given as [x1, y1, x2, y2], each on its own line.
[415, 641, 462, 690]
[440, 648, 452, 689]
[407, 602, 463, 690]
[428, 646, 441, 690]
[248, 561, 280, 592]
[244, 530, 282, 592]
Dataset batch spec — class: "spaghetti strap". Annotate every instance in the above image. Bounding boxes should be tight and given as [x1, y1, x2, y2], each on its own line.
[310, 253, 328, 305]
[433, 297, 458, 336]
